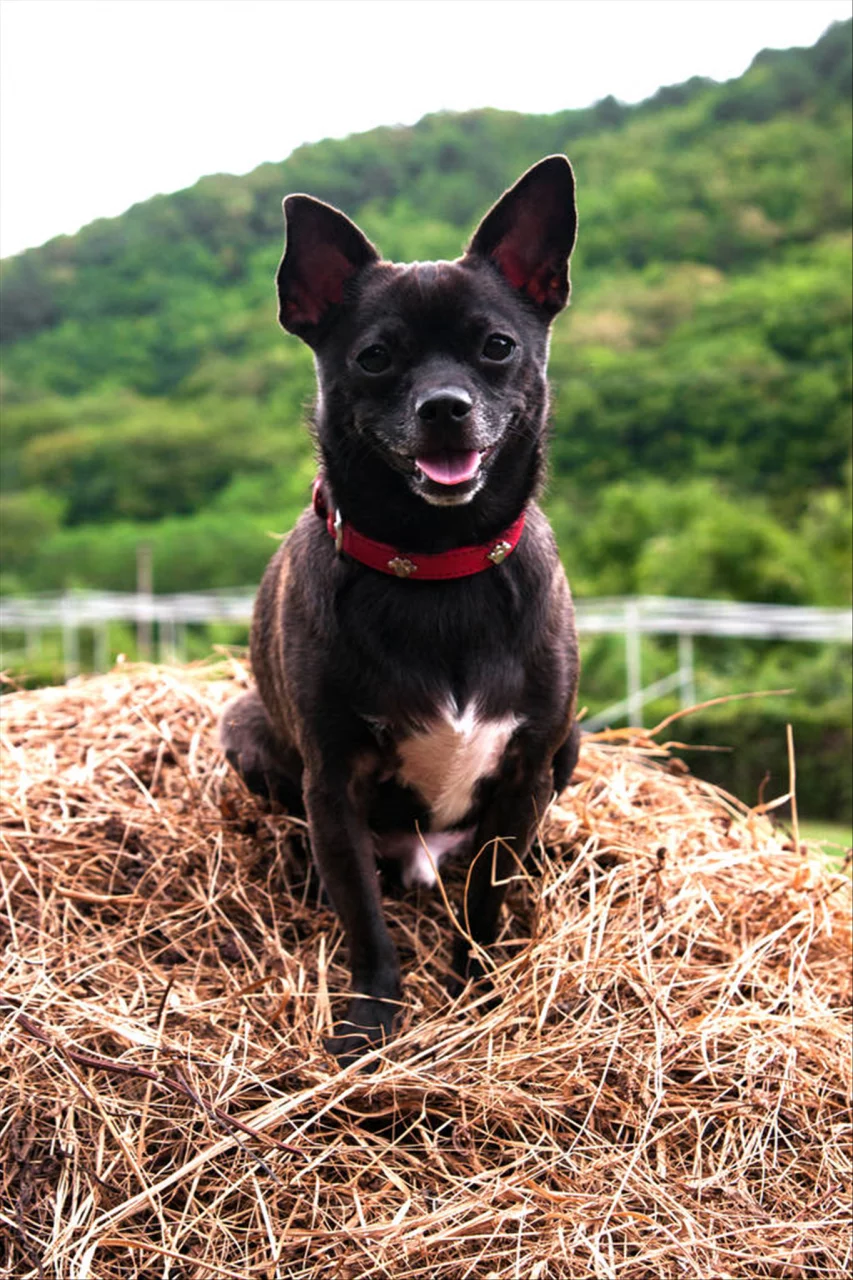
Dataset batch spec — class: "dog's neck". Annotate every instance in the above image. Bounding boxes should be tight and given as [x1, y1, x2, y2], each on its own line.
[318, 423, 545, 555]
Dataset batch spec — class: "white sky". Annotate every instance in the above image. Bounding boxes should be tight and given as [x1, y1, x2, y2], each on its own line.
[1, 0, 851, 259]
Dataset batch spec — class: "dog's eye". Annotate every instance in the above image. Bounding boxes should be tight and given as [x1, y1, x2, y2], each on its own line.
[482, 333, 515, 362]
[356, 343, 392, 374]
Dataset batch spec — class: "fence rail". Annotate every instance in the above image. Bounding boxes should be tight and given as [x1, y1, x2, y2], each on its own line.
[574, 596, 852, 643]
[1, 590, 850, 640]
[2, 591, 850, 726]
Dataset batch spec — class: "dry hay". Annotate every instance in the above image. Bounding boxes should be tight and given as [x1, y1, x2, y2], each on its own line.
[1, 662, 850, 1280]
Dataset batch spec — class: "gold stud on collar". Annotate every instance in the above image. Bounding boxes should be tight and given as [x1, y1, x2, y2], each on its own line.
[487, 540, 512, 565]
[388, 555, 417, 578]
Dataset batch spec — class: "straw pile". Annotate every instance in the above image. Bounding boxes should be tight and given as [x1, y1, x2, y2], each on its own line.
[1, 662, 850, 1280]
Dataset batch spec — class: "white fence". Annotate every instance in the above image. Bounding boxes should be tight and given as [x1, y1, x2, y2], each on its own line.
[1, 591, 850, 727]
[572, 597, 851, 728]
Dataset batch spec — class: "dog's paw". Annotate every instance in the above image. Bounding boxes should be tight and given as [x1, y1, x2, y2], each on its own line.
[325, 997, 398, 1067]
[447, 942, 496, 1004]
[444, 971, 467, 1001]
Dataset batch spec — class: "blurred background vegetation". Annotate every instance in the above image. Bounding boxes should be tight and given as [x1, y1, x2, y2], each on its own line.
[1, 20, 850, 820]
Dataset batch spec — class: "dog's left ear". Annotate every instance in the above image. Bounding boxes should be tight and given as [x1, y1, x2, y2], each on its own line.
[466, 156, 577, 318]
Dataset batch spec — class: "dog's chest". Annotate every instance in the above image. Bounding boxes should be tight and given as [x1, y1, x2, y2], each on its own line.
[393, 702, 521, 827]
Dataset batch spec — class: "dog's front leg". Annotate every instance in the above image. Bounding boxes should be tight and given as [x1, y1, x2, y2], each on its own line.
[450, 764, 553, 994]
[302, 769, 401, 1063]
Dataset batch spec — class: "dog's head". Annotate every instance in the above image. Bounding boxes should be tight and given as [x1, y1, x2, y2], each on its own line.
[276, 157, 576, 511]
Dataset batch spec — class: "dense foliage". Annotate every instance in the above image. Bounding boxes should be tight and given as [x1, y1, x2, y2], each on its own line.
[1, 20, 850, 814]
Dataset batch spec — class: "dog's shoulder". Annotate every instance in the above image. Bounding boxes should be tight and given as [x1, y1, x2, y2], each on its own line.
[250, 510, 335, 715]
[252, 509, 335, 632]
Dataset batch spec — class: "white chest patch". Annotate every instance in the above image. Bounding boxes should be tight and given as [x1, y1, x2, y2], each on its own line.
[396, 702, 522, 828]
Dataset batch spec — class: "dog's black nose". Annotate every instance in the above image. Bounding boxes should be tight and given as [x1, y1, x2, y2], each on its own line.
[416, 388, 472, 426]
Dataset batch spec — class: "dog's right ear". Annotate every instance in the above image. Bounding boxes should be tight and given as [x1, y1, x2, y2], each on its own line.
[277, 196, 379, 342]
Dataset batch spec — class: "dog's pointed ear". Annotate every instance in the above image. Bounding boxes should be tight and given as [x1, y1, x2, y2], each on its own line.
[277, 195, 379, 341]
[466, 156, 577, 318]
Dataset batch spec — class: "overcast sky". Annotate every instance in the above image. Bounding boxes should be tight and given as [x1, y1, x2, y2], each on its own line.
[1, 0, 850, 259]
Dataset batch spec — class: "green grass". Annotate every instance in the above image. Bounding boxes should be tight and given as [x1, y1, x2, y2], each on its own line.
[798, 819, 852, 869]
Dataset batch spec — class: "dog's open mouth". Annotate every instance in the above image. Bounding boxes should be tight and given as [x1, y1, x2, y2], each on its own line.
[414, 449, 485, 486]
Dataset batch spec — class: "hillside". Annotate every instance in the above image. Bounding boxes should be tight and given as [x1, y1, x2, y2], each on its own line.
[1, 19, 850, 596]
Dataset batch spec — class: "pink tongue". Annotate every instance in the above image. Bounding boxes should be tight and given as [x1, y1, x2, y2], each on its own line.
[416, 449, 482, 485]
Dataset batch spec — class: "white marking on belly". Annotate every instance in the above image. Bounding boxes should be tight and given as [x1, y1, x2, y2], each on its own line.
[376, 828, 474, 889]
[397, 702, 521, 828]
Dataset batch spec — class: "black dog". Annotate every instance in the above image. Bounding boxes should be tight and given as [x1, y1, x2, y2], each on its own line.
[221, 156, 581, 1062]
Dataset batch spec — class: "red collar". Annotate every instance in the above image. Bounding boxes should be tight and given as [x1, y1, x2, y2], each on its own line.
[312, 477, 526, 580]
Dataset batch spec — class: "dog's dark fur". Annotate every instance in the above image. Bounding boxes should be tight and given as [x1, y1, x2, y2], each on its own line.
[221, 157, 581, 1062]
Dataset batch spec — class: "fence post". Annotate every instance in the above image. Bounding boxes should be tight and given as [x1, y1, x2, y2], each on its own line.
[160, 611, 177, 664]
[136, 542, 153, 661]
[95, 621, 110, 673]
[61, 595, 79, 681]
[626, 601, 643, 726]
[678, 632, 696, 709]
